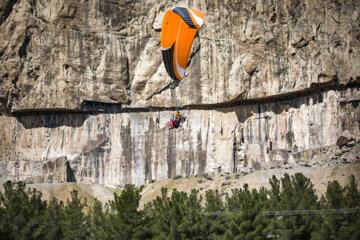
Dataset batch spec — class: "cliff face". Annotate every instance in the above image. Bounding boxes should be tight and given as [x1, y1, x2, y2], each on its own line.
[0, 0, 359, 187]
[1, 88, 360, 187]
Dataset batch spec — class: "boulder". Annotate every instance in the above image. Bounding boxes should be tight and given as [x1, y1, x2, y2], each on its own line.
[337, 130, 354, 147]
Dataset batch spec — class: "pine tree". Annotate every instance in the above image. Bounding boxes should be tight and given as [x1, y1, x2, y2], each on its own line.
[178, 189, 205, 239]
[38, 198, 65, 240]
[204, 190, 228, 239]
[169, 221, 182, 240]
[60, 190, 89, 240]
[225, 184, 270, 239]
[149, 188, 205, 239]
[106, 184, 146, 239]
[89, 199, 110, 240]
[314, 175, 360, 239]
[267, 173, 321, 240]
[342, 175, 360, 239]
[1, 174, 357, 239]
[344, 175, 360, 208]
[0, 181, 47, 240]
[319, 179, 346, 239]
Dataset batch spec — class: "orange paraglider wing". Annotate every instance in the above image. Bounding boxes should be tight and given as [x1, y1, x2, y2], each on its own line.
[161, 7, 204, 81]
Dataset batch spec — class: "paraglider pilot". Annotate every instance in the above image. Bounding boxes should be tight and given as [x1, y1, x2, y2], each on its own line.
[170, 112, 184, 129]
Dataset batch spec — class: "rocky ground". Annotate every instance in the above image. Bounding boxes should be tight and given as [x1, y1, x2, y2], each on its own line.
[22, 161, 360, 208]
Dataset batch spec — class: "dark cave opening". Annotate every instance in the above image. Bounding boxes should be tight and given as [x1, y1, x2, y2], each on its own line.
[66, 161, 77, 182]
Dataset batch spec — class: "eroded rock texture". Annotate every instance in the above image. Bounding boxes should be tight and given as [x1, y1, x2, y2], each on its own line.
[0, 0, 359, 186]
[1, 87, 359, 187]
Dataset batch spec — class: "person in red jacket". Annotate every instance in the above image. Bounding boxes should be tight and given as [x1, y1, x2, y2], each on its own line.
[170, 112, 183, 129]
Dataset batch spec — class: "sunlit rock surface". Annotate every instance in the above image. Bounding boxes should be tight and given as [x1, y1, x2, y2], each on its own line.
[1, 87, 359, 187]
[0, 0, 359, 187]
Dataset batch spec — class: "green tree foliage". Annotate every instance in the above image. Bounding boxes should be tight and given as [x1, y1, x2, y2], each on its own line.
[89, 199, 109, 240]
[0, 173, 359, 239]
[147, 188, 205, 239]
[0, 181, 47, 240]
[203, 190, 228, 239]
[107, 184, 148, 239]
[313, 175, 360, 240]
[267, 173, 321, 240]
[39, 198, 65, 240]
[60, 190, 89, 240]
[225, 184, 269, 240]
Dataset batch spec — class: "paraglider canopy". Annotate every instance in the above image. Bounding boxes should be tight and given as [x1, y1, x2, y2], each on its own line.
[161, 7, 204, 81]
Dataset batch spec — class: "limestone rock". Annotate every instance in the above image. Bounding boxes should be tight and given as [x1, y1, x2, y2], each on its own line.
[228, 56, 250, 100]
[347, 141, 356, 148]
[0, 0, 17, 25]
[337, 130, 354, 147]
[0, 0, 360, 188]
[243, 53, 259, 75]
[0, 87, 359, 187]
[131, 38, 167, 100]
[152, 7, 166, 31]
[0, 0, 359, 111]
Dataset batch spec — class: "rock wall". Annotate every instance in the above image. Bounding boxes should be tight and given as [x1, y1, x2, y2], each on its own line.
[1, 86, 359, 187]
[1, 0, 359, 110]
[0, 0, 359, 187]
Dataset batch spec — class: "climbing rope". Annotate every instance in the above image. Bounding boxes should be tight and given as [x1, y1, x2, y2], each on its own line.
[170, 80, 180, 111]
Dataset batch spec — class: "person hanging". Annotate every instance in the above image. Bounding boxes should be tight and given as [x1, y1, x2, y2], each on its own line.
[169, 111, 185, 129]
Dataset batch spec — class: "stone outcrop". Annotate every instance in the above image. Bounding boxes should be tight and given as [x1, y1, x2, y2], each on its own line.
[1, 87, 359, 187]
[0, 0, 359, 187]
[1, 0, 359, 111]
